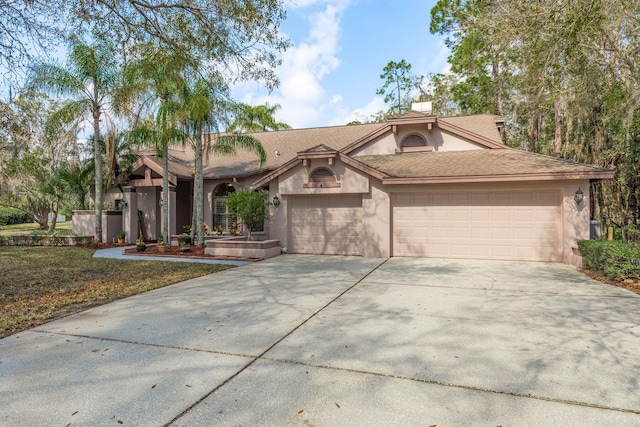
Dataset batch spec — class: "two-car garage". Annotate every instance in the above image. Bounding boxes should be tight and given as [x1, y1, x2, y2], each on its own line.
[392, 190, 562, 262]
[287, 189, 563, 262]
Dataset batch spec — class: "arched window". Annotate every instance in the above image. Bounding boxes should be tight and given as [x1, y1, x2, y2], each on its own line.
[401, 134, 428, 149]
[213, 183, 236, 232]
[305, 167, 339, 188]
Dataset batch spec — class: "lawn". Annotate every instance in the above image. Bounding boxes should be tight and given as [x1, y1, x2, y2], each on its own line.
[0, 246, 233, 338]
[0, 221, 72, 236]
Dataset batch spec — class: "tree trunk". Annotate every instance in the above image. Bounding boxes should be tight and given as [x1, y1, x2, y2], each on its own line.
[48, 201, 58, 232]
[492, 60, 504, 116]
[93, 98, 103, 242]
[554, 97, 562, 158]
[193, 131, 205, 246]
[529, 114, 539, 152]
[162, 143, 169, 245]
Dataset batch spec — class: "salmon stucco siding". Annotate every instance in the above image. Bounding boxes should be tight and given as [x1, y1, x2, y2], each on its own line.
[106, 109, 612, 266]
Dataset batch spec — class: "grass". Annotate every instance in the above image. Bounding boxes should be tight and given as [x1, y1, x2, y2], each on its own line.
[0, 221, 72, 236]
[0, 246, 233, 338]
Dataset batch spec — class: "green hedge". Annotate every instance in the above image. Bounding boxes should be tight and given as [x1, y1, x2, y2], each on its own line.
[0, 207, 30, 226]
[578, 240, 640, 280]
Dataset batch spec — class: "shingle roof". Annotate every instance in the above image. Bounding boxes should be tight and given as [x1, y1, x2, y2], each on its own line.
[355, 149, 613, 180]
[151, 123, 386, 179]
[438, 115, 504, 145]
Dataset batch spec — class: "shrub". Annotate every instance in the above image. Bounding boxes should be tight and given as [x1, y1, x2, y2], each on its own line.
[578, 240, 640, 280]
[225, 189, 269, 240]
[0, 207, 30, 226]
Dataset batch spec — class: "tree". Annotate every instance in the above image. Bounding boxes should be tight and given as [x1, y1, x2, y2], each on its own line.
[376, 60, 422, 117]
[67, 0, 289, 90]
[27, 37, 120, 242]
[227, 102, 291, 133]
[430, 0, 512, 117]
[1, 1, 288, 84]
[2, 148, 65, 230]
[428, 0, 640, 229]
[224, 189, 269, 241]
[0, 0, 63, 73]
[0, 91, 83, 230]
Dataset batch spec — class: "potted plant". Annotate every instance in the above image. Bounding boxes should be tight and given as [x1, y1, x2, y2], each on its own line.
[157, 234, 168, 253]
[116, 231, 126, 244]
[178, 232, 191, 246]
[179, 242, 191, 253]
[136, 236, 146, 252]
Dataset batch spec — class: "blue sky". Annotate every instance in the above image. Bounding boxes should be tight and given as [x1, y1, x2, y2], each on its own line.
[233, 0, 449, 129]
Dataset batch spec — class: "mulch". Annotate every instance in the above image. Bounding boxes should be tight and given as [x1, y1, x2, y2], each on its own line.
[581, 268, 640, 296]
[121, 243, 261, 262]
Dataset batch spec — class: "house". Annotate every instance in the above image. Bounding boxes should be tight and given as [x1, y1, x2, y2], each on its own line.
[111, 103, 614, 266]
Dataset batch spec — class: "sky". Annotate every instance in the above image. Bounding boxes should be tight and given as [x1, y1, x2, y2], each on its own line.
[233, 0, 450, 129]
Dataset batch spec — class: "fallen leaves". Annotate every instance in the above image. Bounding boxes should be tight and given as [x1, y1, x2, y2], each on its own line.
[0, 246, 233, 338]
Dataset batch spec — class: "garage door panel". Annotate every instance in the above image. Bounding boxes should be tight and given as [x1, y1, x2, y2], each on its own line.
[290, 195, 362, 256]
[393, 190, 562, 261]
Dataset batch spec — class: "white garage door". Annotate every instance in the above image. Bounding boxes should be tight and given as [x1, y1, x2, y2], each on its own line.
[289, 195, 362, 256]
[393, 190, 562, 261]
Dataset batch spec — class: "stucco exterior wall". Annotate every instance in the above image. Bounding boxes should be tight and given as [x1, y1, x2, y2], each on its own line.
[362, 178, 391, 257]
[72, 210, 94, 236]
[350, 133, 397, 156]
[136, 187, 159, 240]
[279, 158, 370, 195]
[71, 210, 122, 242]
[562, 179, 590, 266]
[269, 178, 288, 251]
[351, 125, 484, 156]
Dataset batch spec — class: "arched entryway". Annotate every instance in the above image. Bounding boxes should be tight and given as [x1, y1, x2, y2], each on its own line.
[212, 183, 236, 232]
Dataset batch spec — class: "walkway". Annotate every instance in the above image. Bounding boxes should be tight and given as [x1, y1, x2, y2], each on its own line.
[92, 245, 250, 266]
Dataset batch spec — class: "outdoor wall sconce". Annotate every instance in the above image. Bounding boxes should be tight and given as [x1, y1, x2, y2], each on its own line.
[273, 195, 280, 208]
[574, 188, 584, 205]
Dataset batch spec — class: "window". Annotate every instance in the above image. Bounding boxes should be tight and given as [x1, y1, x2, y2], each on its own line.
[304, 167, 340, 188]
[213, 183, 236, 232]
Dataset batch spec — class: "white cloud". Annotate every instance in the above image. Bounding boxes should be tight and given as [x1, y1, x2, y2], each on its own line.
[329, 96, 386, 126]
[235, 1, 351, 129]
[328, 94, 342, 106]
[433, 38, 451, 74]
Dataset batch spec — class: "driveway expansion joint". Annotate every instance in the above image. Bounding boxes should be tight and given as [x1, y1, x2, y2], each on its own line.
[163, 257, 391, 426]
[31, 330, 257, 360]
[258, 356, 640, 416]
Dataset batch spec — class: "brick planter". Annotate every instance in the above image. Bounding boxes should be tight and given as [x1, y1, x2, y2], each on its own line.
[205, 238, 280, 259]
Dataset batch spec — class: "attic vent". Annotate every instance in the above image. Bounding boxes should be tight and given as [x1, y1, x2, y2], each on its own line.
[401, 134, 427, 148]
[310, 168, 335, 183]
[305, 167, 340, 188]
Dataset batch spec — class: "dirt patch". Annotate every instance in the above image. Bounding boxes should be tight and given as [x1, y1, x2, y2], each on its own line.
[582, 269, 640, 295]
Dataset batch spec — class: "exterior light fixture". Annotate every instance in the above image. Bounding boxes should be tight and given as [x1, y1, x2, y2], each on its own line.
[574, 188, 584, 205]
[273, 195, 280, 208]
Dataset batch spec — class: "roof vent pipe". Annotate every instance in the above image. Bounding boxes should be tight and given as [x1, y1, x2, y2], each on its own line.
[411, 101, 433, 115]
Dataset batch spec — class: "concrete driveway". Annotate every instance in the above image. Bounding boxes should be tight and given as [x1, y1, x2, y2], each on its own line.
[1, 255, 640, 426]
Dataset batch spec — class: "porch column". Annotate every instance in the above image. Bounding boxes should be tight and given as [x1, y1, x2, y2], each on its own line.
[122, 187, 138, 244]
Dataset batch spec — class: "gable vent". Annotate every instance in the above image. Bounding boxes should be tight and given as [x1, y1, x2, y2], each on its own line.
[305, 167, 340, 188]
[310, 168, 335, 183]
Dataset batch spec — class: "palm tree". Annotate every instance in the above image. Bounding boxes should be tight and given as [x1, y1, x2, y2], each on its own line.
[179, 78, 267, 246]
[123, 45, 187, 245]
[27, 37, 119, 242]
[227, 102, 291, 133]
